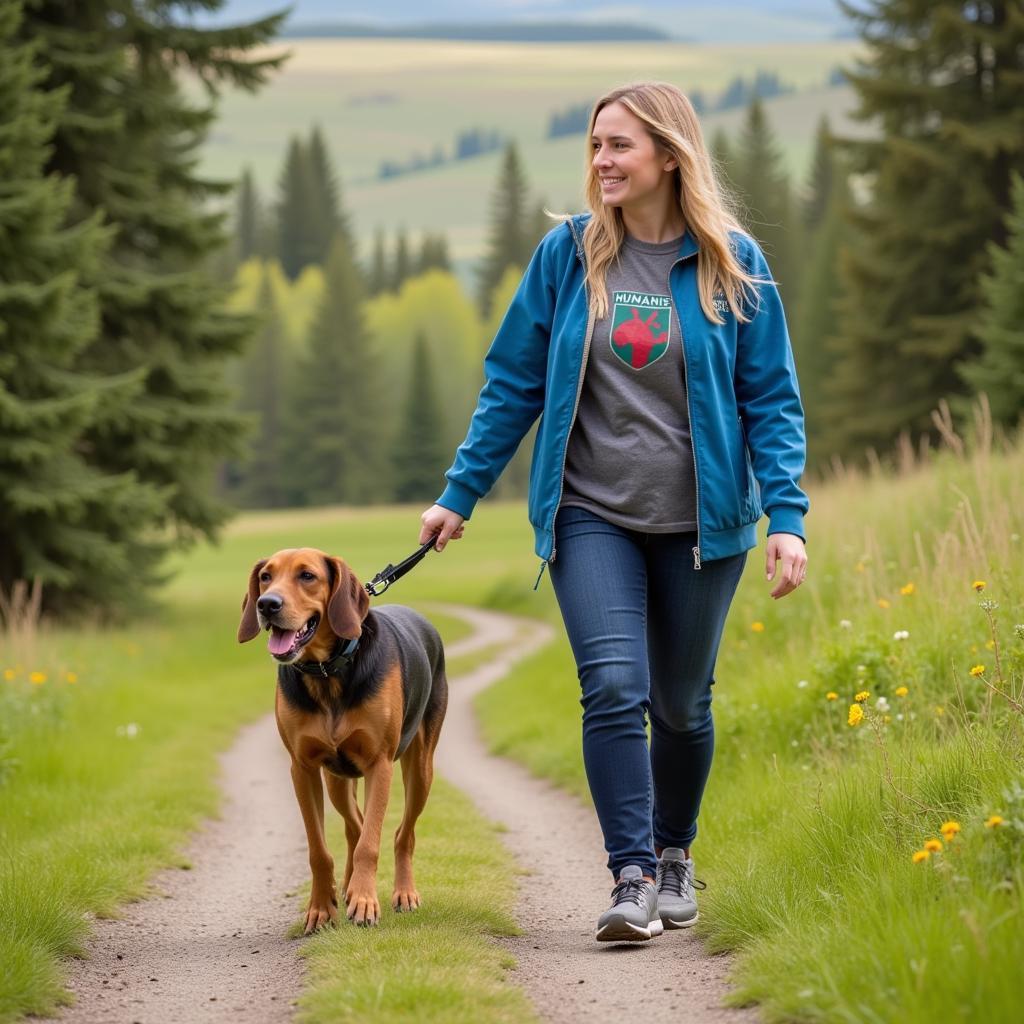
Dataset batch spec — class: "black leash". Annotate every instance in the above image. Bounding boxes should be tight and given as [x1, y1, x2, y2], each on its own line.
[364, 536, 438, 597]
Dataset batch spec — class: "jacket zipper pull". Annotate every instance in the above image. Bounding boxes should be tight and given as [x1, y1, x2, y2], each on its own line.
[533, 559, 549, 591]
[692, 546, 702, 571]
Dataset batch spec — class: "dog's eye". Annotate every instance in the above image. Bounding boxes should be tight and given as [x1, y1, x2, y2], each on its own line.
[299, 571, 316, 582]
[259, 571, 271, 583]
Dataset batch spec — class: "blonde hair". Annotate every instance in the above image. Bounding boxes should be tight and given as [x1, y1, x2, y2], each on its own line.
[580, 81, 761, 324]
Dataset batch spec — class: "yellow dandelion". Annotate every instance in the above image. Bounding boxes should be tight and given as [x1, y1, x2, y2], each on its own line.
[65, 671, 78, 684]
[985, 640, 995, 651]
[855, 562, 866, 573]
[895, 686, 909, 697]
[877, 598, 891, 609]
[900, 582, 915, 596]
[28, 671, 47, 685]
[750, 621, 765, 633]
[972, 580, 986, 592]
[848, 704, 864, 727]
[884, 714, 892, 723]
[924, 838, 943, 853]
[854, 690, 870, 703]
[940, 821, 961, 839]
[826, 691, 838, 701]
[984, 815, 1004, 829]
[969, 664, 985, 677]
[935, 705, 945, 716]
[912, 849, 930, 864]
[3, 668, 15, 682]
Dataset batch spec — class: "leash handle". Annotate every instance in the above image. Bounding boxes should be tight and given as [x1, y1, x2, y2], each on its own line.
[364, 536, 438, 597]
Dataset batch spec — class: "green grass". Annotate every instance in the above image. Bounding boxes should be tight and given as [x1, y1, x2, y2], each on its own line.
[0, 499, 548, 1024]
[194, 38, 868, 267]
[475, 437, 1024, 1023]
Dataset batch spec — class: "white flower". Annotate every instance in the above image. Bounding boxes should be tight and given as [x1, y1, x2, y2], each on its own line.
[791, 739, 799, 747]
[797, 679, 809, 689]
[893, 630, 910, 641]
[856, 664, 867, 676]
[875, 697, 891, 713]
[896, 713, 904, 722]
[839, 619, 853, 630]
[116, 723, 140, 739]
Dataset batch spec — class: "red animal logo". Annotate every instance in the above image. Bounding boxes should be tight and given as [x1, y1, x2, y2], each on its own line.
[612, 307, 668, 369]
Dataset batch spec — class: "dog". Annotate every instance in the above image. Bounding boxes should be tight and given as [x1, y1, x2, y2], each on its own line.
[237, 547, 447, 930]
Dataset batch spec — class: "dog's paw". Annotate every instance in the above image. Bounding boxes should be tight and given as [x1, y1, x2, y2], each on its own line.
[392, 887, 421, 913]
[345, 887, 381, 927]
[303, 897, 338, 935]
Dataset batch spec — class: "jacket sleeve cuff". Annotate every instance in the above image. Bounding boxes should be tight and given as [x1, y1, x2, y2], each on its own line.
[436, 480, 480, 521]
[766, 506, 806, 543]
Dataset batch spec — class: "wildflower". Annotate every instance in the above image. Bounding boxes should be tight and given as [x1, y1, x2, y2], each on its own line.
[856, 664, 868, 676]
[972, 580, 986, 592]
[29, 671, 46, 685]
[924, 839, 943, 853]
[980, 599, 998, 612]
[750, 621, 765, 633]
[854, 690, 870, 703]
[893, 630, 910, 641]
[3, 668, 15, 682]
[912, 850, 930, 864]
[848, 704, 864, 727]
[826, 692, 838, 701]
[875, 697, 891, 713]
[969, 664, 986, 677]
[935, 706, 945, 716]
[116, 723, 141, 739]
[877, 598, 891, 609]
[1014, 625, 1024, 641]
[985, 639, 995, 650]
[884, 714, 892, 723]
[65, 671, 78, 684]
[797, 679, 809, 689]
[895, 686, 909, 697]
[900, 582, 915, 596]
[855, 562, 865, 573]
[984, 815, 1004, 829]
[940, 821, 961, 840]
[839, 619, 853, 630]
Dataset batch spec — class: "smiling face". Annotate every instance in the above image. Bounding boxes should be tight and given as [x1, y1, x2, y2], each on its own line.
[590, 100, 678, 215]
[237, 548, 368, 665]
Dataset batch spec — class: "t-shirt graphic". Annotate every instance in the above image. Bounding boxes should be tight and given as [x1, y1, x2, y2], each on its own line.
[609, 290, 671, 369]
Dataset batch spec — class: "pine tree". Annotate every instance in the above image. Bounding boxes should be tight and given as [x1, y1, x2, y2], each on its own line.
[958, 173, 1024, 428]
[22, 1, 286, 571]
[802, 116, 834, 232]
[392, 228, 411, 292]
[0, 0, 163, 615]
[710, 128, 734, 180]
[731, 98, 799, 298]
[391, 333, 447, 502]
[307, 125, 344, 261]
[369, 226, 388, 294]
[417, 232, 451, 275]
[478, 142, 532, 316]
[236, 166, 261, 263]
[232, 271, 288, 507]
[276, 136, 319, 278]
[280, 233, 382, 505]
[826, 0, 1024, 459]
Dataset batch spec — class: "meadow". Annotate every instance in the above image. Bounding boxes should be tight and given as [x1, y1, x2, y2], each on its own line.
[3, 411, 1021, 1022]
[195, 38, 868, 267]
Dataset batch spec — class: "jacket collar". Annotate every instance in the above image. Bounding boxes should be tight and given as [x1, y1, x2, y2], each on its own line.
[569, 213, 699, 261]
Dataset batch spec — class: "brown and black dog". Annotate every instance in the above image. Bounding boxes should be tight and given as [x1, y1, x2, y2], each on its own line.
[237, 547, 447, 930]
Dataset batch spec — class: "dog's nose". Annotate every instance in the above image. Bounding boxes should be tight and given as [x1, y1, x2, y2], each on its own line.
[257, 593, 283, 616]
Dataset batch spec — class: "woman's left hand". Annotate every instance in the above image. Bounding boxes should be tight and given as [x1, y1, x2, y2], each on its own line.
[765, 533, 807, 600]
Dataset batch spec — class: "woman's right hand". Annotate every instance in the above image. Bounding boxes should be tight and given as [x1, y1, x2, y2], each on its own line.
[419, 504, 465, 552]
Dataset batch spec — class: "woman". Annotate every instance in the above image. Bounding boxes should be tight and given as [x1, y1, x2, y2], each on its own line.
[419, 81, 808, 942]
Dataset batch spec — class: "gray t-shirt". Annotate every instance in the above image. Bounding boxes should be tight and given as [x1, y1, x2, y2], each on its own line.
[561, 232, 697, 532]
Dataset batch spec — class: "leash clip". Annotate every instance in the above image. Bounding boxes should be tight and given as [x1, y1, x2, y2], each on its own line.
[364, 537, 438, 598]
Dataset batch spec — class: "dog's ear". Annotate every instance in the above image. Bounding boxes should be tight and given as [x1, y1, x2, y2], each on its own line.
[237, 559, 267, 643]
[325, 556, 369, 639]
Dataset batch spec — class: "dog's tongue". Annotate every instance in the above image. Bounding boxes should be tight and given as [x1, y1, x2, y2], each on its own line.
[268, 627, 297, 656]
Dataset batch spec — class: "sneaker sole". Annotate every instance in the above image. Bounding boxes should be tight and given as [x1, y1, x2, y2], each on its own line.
[595, 917, 665, 942]
[660, 911, 699, 930]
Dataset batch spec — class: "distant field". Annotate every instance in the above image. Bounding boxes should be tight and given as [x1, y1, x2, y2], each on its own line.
[196, 38, 868, 267]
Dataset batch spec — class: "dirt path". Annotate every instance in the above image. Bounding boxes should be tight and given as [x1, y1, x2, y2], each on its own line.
[54, 604, 756, 1024]
[432, 603, 759, 1024]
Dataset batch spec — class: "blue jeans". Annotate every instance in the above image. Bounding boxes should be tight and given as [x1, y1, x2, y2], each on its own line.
[548, 504, 747, 881]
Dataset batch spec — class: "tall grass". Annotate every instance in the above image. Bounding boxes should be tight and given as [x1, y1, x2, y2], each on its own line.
[476, 408, 1024, 1022]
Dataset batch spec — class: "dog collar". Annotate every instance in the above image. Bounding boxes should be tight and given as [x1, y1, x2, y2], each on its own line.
[291, 635, 360, 678]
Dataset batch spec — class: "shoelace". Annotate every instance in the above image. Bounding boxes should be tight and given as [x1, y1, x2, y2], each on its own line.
[609, 877, 649, 907]
[657, 859, 707, 898]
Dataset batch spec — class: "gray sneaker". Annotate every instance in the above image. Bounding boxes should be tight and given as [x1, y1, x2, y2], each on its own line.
[656, 848, 705, 928]
[596, 864, 663, 942]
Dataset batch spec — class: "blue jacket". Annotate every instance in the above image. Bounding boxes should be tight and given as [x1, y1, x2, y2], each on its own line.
[437, 214, 808, 574]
